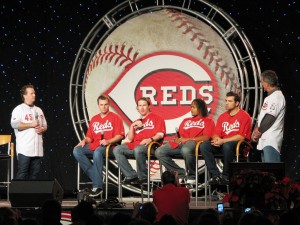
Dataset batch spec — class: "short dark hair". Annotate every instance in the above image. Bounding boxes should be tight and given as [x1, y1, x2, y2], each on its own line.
[261, 70, 279, 87]
[226, 91, 241, 103]
[192, 98, 208, 117]
[97, 94, 110, 104]
[161, 171, 176, 185]
[20, 84, 34, 101]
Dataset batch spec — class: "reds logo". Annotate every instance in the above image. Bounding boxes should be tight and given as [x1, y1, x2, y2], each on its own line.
[262, 102, 268, 110]
[135, 119, 155, 134]
[104, 52, 218, 137]
[183, 119, 205, 130]
[222, 120, 240, 135]
[92, 120, 113, 134]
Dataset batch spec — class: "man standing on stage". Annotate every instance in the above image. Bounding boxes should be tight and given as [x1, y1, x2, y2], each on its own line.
[113, 97, 166, 185]
[11, 84, 48, 180]
[200, 91, 252, 185]
[252, 70, 286, 162]
[73, 94, 125, 197]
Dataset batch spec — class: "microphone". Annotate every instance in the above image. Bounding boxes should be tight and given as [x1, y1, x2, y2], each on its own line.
[101, 130, 104, 140]
[135, 116, 143, 130]
[175, 127, 181, 138]
[35, 112, 39, 120]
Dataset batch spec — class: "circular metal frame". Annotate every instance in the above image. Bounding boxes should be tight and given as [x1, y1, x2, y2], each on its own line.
[70, 0, 262, 194]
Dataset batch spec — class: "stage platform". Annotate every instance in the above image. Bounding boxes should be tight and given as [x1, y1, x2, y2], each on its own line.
[0, 195, 225, 224]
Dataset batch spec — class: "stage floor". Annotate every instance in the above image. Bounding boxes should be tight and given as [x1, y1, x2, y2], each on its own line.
[0, 195, 221, 209]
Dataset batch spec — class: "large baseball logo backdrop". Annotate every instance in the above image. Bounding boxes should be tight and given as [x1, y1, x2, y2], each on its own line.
[85, 9, 240, 133]
[70, 1, 262, 193]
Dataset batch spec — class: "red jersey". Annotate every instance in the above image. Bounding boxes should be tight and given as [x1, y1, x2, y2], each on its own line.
[86, 112, 125, 150]
[169, 116, 215, 149]
[215, 109, 252, 140]
[153, 184, 190, 225]
[126, 113, 166, 150]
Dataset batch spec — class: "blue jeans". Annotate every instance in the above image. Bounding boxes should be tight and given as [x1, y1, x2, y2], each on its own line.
[16, 153, 42, 180]
[113, 144, 148, 180]
[73, 144, 106, 188]
[200, 140, 237, 179]
[261, 145, 281, 162]
[155, 140, 196, 179]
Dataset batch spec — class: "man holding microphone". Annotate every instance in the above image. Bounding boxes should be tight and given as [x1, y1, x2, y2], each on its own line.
[11, 84, 47, 180]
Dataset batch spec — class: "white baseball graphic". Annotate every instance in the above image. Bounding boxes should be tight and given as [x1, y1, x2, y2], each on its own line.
[85, 9, 240, 120]
[85, 9, 240, 178]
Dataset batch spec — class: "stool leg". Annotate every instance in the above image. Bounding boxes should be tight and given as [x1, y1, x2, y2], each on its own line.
[195, 157, 198, 206]
[141, 185, 144, 203]
[205, 166, 208, 207]
[118, 166, 122, 201]
[105, 157, 108, 200]
[147, 157, 150, 201]
[77, 163, 80, 191]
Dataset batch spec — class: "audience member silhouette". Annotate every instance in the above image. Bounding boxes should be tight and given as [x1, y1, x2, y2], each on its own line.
[279, 210, 300, 225]
[39, 199, 62, 225]
[193, 209, 220, 225]
[71, 201, 95, 225]
[238, 211, 273, 225]
[159, 214, 178, 225]
[0, 207, 19, 225]
[153, 171, 190, 225]
[109, 212, 132, 225]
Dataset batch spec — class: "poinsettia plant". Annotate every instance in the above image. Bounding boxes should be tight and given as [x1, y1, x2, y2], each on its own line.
[222, 169, 300, 210]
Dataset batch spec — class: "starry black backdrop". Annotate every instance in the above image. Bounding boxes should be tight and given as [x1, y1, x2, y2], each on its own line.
[1, 0, 299, 193]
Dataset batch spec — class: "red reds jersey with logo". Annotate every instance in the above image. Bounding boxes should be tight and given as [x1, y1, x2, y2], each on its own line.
[126, 112, 166, 149]
[215, 110, 252, 140]
[169, 116, 215, 149]
[86, 112, 125, 150]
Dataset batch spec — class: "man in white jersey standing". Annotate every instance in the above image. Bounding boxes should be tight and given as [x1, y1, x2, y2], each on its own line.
[252, 70, 286, 162]
[11, 84, 47, 180]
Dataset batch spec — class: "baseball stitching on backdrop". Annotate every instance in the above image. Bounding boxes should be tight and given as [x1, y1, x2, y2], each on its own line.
[84, 9, 240, 178]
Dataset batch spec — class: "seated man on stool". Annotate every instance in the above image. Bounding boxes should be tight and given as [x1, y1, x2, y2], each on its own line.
[73, 94, 125, 197]
[200, 91, 252, 185]
[155, 98, 215, 184]
[113, 97, 166, 185]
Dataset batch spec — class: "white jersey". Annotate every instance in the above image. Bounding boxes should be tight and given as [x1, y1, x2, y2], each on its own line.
[11, 103, 47, 157]
[257, 90, 285, 152]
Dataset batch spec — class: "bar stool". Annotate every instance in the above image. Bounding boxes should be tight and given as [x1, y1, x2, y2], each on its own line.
[195, 139, 252, 206]
[77, 144, 120, 200]
[0, 135, 14, 201]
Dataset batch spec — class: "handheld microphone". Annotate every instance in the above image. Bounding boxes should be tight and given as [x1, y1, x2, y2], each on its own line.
[175, 127, 181, 138]
[135, 116, 143, 130]
[35, 112, 39, 120]
[101, 130, 104, 140]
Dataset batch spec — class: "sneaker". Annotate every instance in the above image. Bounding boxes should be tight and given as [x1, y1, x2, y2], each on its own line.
[208, 176, 229, 185]
[186, 179, 196, 185]
[89, 188, 103, 197]
[208, 175, 222, 185]
[138, 178, 148, 185]
[123, 177, 138, 185]
[219, 177, 229, 185]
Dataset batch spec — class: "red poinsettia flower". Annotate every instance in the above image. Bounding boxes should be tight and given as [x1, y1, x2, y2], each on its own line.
[222, 170, 300, 210]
